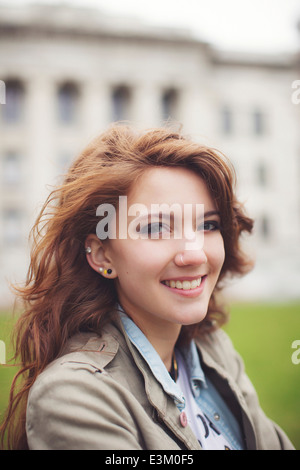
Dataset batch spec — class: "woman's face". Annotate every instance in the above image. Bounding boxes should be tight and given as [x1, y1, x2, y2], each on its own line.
[103, 166, 225, 334]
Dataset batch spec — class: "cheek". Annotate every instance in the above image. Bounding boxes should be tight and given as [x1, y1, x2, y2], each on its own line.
[112, 241, 169, 308]
[207, 235, 225, 273]
[110, 239, 168, 279]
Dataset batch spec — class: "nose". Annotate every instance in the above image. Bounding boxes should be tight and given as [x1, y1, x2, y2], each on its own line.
[175, 247, 208, 267]
[174, 228, 207, 267]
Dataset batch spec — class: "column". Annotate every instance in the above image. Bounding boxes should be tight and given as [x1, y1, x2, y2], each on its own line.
[25, 75, 56, 220]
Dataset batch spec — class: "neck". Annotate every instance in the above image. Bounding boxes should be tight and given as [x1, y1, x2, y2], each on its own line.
[118, 300, 182, 371]
[122, 310, 181, 371]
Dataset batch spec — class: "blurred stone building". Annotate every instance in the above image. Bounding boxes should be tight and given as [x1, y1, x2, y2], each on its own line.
[0, 2, 299, 306]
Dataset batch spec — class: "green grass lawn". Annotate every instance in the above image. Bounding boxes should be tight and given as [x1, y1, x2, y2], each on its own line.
[1, 302, 299, 449]
[0, 311, 19, 424]
[223, 301, 300, 450]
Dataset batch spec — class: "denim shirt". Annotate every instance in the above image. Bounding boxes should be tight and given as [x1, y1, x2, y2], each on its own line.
[119, 311, 244, 450]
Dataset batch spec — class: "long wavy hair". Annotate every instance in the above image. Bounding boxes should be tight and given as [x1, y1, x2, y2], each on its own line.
[0, 125, 253, 449]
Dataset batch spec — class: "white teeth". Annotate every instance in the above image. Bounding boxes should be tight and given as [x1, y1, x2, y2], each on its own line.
[163, 278, 202, 290]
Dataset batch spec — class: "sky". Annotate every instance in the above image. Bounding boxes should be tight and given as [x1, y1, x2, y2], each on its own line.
[3, 0, 300, 53]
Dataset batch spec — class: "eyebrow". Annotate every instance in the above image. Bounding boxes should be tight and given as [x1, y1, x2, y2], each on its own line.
[203, 210, 221, 218]
[133, 209, 221, 223]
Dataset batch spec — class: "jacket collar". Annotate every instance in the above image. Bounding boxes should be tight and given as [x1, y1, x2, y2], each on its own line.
[117, 307, 207, 409]
[62, 310, 256, 450]
[114, 308, 257, 450]
[119, 309, 185, 406]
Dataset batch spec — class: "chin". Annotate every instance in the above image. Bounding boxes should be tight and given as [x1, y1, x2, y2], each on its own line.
[175, 307, 209, 326]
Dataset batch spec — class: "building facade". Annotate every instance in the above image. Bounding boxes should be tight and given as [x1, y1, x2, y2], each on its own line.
[0, 3, 299, 306]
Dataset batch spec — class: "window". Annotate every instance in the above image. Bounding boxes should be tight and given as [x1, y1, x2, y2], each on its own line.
[161, 88, 178, 121]
[2, 209, 23, 245]
[220, 106, 233, 135]
[260, 215, 271, 240]
[57, 82, 79, 124]
[111, 85, 131, 122]
[253, 109, 265, 135]
[2, 79, 24, 123]
[2, 152, 21, 185]
[256, 162, 268, 187]
[57, 152, 72, 177]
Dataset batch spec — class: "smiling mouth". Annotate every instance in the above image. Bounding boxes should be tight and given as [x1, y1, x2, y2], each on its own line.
[161, 276, 206, 290]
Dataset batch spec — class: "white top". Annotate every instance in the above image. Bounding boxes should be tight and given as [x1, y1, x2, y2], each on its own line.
[176, 352, 232, 450]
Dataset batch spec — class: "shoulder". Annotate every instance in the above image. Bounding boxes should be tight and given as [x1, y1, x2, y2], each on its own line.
[27, 331, 117, 409]
[196, 327, 237, 359]
[26, 328, 143, 449]
[28, 326, 123, 394]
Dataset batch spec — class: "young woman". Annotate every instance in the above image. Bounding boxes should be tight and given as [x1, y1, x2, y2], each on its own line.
[0, 125, 294, 450]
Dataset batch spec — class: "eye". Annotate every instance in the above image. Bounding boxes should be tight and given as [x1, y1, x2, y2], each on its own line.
[199, 220, 221, 232]
[139, 222, 170, 236]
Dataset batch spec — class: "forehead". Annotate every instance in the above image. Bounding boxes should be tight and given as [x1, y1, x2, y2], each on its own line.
[127, 166, 216, 208]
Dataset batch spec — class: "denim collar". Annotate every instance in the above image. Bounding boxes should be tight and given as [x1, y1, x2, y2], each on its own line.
[118, 307, 207, 408]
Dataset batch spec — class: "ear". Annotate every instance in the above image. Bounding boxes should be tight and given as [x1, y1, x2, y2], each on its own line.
[84, 234, 117, 279]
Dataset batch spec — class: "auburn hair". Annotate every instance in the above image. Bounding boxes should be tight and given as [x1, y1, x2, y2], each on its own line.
[0, 125, 253, 449]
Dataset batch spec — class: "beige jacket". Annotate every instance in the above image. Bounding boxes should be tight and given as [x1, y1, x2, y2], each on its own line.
[26, 316, 295, 450]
